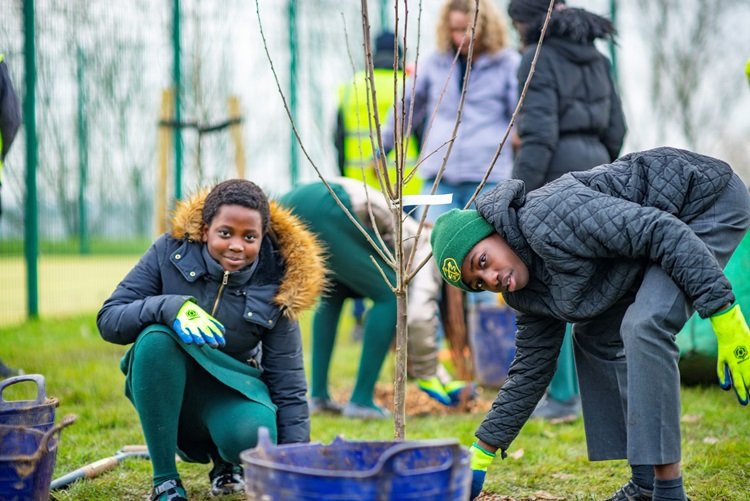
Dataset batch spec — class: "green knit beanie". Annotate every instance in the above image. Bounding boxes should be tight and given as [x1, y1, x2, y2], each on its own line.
[430, 209, 494, 291]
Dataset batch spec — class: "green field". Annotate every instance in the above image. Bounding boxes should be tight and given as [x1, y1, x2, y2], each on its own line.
[0, 255, 140, 326]
[1, 313, 749, 500]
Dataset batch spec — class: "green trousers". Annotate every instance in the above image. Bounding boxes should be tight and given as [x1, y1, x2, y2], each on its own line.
[280, 183, 397, 408]
[123, 327, 276, 485]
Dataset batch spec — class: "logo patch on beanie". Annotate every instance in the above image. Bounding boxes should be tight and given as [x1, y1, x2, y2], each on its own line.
[441, 257, 461, 283]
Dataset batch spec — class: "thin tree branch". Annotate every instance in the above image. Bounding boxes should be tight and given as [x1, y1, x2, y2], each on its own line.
[464, 0, 556, 208]
[407, 0, 556, 282]
[341, 11, 395, 264]
[407, 0, 481, 279]
[254, 0, 395, 269]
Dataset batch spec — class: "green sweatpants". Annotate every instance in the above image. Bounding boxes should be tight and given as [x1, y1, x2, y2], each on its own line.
[279, 183, 397, 408]
[124, 327, 277, 485]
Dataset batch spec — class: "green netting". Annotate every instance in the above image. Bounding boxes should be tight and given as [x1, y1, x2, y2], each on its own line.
[0, 0, 430, 323]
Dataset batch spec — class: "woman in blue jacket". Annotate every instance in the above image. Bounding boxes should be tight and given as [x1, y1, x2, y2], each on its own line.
[98, 179, 325, 500]
[382, 0, 520, 220]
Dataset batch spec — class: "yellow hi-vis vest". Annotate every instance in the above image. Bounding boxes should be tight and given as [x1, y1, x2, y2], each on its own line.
[338, 68, 422, 196]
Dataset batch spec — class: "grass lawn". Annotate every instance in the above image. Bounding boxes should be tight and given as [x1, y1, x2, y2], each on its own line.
[0, 255, 140, 326]
[1, 314, 749, 500]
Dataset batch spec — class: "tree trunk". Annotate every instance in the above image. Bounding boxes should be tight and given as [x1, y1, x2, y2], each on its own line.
[393, 288, 408, 439]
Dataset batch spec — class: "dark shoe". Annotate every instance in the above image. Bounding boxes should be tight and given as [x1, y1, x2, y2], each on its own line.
[605, 480, 653, 501]
[308, 397, 344, 415]
[209, 461, 244, 496]
[152, 479, 188, 501]
[531, 396, 580, 424]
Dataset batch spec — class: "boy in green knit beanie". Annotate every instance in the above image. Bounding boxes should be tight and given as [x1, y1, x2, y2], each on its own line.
[431, 148, 750, 501]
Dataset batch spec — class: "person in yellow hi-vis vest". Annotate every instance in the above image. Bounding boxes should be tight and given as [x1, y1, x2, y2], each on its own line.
[745, 56, 750, 87]
[0, 53, 23, 379]
[334, 31, 422, 196]
[334, 32, 423, 340]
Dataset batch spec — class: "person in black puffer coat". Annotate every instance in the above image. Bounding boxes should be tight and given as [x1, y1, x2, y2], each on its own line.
[508, 0, 627, 427]
[430, 148, 750, 501]
[509, 0, 626, 190]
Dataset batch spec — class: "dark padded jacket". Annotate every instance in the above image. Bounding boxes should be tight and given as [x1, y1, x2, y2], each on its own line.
[97, 192, 326, 444]
[513, 8, 626, 191]
[474, 147, 736, 452]
[0, 57, 21, 162]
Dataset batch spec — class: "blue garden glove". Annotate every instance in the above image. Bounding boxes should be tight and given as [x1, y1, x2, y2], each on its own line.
[469, 441, 495, 500]
[172, 300, 226, 348]
[710, 303, 750, 405]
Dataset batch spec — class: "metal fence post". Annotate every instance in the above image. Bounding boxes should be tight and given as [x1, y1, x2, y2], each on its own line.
[23, 0, 38, 319]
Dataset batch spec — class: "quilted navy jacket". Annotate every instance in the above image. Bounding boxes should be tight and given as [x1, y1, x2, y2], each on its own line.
[97, 192, 326, 444]
[474, 147, 736, 451]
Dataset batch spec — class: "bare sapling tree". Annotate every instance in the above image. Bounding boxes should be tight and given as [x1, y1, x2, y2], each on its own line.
[255, 0, 555, 440]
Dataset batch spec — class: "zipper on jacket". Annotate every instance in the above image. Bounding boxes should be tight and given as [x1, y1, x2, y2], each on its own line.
[211, 271, 230, 316]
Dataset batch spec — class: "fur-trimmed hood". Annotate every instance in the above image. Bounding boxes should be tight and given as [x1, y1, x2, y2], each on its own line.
[169, 189, 326, 319]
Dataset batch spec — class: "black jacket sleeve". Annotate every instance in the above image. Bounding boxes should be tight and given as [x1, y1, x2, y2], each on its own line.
[512, 51, 559, 191]
[97, 236, 191, 345]
[599, 70, 626, 161]
[0, 59, 22, 160]
[475, 314, 566, 451]
[535, 186, 735, 317]
[260, 315, 310, 443]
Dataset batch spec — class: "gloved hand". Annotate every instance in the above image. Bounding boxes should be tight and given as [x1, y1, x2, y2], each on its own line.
[469, 441, 495, 500]
[710, 303, 750, 405]
[172, 300, 226, 348]
[445, 380, 477, 406]
[416, 377, 452, 406]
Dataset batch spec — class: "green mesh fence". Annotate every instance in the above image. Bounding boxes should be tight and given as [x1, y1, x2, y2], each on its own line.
[0, 0, 427, 324]
[5, 0, 746, 325]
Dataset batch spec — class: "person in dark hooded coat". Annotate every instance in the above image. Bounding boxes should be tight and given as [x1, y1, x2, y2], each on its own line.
[509, 0, 626, 190]
[507, 0, 627, 427]
[98, 180, 326, 500]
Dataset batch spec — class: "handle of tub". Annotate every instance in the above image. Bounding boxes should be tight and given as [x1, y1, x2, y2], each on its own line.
[38, 414, 77, 457]
[377, 438, 467, 478]
[0, 374, 47, 405]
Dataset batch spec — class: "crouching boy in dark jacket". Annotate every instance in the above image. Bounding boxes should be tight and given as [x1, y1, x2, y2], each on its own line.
[430, 147, 750, 501]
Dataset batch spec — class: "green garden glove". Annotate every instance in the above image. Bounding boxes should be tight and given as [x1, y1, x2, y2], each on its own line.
[469, 441, 495, 500]
[710, 303, 750, 405]
[416, 377, 452, 406]
[172, 300, 226, 348]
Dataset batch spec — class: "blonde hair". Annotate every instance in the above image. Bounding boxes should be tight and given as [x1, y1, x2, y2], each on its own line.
[436, 0, 510, 55]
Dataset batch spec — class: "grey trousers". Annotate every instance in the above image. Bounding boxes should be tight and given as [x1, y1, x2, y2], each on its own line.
[573, 174, 750, 465]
